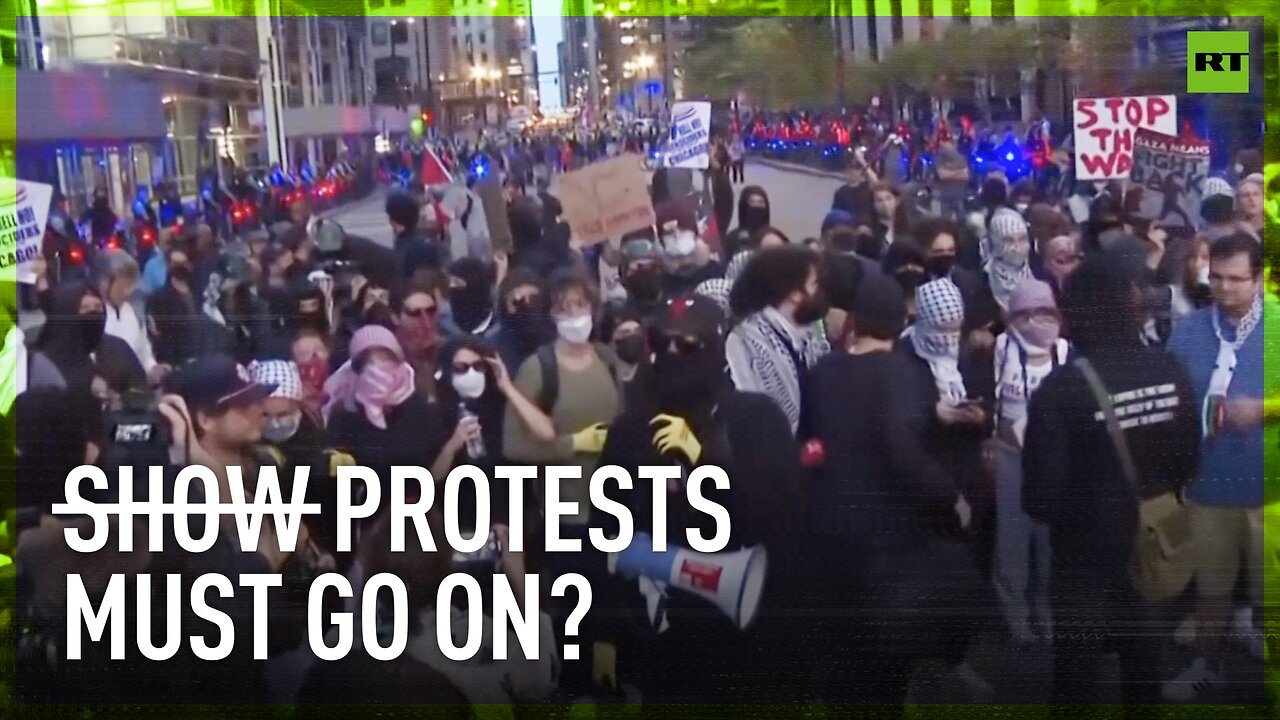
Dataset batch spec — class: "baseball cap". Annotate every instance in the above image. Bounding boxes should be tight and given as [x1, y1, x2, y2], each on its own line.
[655, 294, 725, 344]
[654, 199, 698, 235]
[171, 355, 277, 413]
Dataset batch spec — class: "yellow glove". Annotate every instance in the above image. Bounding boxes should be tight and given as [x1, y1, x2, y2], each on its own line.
[327, 450, 357, 477]
[571, 422, 610, 454]
[650, 413, 702, 466]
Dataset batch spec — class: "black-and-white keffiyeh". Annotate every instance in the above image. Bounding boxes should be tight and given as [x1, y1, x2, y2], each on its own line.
[909, 278, 967, 403]
[725, 250, 754, 284]
[725, 306, 830, 435]
[985, 209, 1033, 312]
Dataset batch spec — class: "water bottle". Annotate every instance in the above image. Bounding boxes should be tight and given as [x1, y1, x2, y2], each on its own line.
[458, 402, 486, 459]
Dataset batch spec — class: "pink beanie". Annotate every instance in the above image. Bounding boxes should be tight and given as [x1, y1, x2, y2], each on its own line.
[1008, 278, 1057, 316]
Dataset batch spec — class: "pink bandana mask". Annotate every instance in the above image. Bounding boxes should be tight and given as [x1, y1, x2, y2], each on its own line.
[354, 360, 416, 429]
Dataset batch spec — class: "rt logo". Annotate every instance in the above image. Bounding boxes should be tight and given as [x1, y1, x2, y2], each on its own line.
[1187, 31, 1250, 94]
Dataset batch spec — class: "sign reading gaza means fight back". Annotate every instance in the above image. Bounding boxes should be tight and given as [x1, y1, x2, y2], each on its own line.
[1130, 128, 1211, 229]
[1072, 95, 1177, 180]
[0, 178, 54, 284]
[664, 101, 712, 170]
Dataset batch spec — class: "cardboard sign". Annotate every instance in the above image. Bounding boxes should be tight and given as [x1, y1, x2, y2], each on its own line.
[552, 154, 655, 247]
[0, 178, 54, 284]
[1072, 95, 1177, 180]
[473, 177, 512, 255]
[1129, 129, 1211, 229]
[664, 101, 712, 169]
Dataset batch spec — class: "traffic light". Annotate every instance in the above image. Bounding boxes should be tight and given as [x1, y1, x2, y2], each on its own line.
[421, 109, 434, 126]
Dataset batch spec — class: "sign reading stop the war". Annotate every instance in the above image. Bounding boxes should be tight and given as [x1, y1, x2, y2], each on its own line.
[1072, 95, 1177, 180]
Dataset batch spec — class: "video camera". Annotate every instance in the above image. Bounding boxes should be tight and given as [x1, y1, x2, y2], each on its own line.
[106, 387, 171, 469]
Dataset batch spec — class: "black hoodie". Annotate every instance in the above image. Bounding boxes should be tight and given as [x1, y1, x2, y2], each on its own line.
[735, 185, 771, 236]
[36, 282, 145, 394]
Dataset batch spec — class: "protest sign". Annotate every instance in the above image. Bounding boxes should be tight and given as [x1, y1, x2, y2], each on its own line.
[1129, 128, 1210, 229]
[0, 178, 54, 284]
[552, 154, 655, 247]
[1073, 95, 1177, 180]
[664, 101, 712, 169]
[474, 176, 513, 255]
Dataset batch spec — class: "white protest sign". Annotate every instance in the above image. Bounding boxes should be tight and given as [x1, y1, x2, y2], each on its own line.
[1129, 129, 1211, 229]
[0, 178, 55, 284]
[1072, 95, 1176, 180]
[664, 101, 712, 169]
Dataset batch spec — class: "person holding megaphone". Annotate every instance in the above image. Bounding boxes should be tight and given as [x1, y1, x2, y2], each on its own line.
[594, 294, 804, 703]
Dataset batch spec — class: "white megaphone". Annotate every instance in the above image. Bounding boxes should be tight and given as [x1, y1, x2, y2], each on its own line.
[607, 532, 768, 632]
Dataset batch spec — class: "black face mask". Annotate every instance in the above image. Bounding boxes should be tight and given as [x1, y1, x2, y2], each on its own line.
[895, 268, 925, 295]
[78, 312, 106, 355]
[507, 297, 554, 346]
[614, 334, 647, 365]
[854, 233, 881, 260]
[924, 255, 956, 279]
[741, 206, 770, 232]
[654, 343, 724, 410]
[794, 290, 829, 325]
[449, 285, 494, 333]
[623, 266, 662, 301]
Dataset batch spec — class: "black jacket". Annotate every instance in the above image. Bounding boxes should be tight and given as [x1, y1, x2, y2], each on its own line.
[1023, 347, 1199, 585]
[392, 228, 441, 278]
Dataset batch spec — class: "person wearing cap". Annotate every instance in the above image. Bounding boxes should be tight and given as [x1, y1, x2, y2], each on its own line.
[596, 293, 803, 702]
[989, 279, 1069, 646]
[654, 199, 722, 297]
[802, 272, 981, 704]
[726, 246, 831, 436]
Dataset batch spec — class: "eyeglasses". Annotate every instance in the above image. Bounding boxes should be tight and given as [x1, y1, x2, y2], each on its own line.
[654, 333, 704, 356]
[452, 360, 487, 374]
[403, 305, 439, 319]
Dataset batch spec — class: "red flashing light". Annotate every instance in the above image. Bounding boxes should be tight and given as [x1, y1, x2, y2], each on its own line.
[68, 246, 85, 264]
[141, 229, 156, 246]
[106, 237, 121, 250]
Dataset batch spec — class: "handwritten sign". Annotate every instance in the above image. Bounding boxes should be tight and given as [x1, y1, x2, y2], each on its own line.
[664, 101, 711, 169]
[0, 178, 54, 284]
[1129, 129, 1210, 229]
[552, 154, 655, 247]
[1072, 95, 1176, 180]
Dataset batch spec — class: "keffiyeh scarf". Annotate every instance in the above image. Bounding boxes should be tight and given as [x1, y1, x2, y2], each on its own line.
[910, 278, 967, 403]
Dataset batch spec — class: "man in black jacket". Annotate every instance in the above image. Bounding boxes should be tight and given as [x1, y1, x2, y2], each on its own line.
[802, 273, 982, 704]
[1023, 254, 1200, 708]
[597, 294, 803, 703]
[385, 191, 440, 279]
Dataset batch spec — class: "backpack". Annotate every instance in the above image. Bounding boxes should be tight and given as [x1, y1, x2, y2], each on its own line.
[534, 343, 618, 414]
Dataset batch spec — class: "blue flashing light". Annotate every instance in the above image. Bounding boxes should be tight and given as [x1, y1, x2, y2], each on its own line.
[1006, 152, 1016, 162]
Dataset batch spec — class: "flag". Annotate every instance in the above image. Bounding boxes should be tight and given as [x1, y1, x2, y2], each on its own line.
[421, 145, 452, 188]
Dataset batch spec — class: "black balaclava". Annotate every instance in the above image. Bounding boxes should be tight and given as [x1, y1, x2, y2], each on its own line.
[39, 283, 106, 390]
[654, 336, 725, 415]
[1200, 194, 1236, 226]
[737, 186, 771, 234]
[883, 240, 926, 296]
[448, 257, 495, 334]
[292, 286, 329, 336]
[499, 270, 555, 348]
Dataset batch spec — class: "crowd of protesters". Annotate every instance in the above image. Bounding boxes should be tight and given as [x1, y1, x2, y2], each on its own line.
[6, 122, 1276, 714]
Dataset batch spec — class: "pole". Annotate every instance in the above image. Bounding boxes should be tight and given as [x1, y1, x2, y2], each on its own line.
[256, 2, 289, 169]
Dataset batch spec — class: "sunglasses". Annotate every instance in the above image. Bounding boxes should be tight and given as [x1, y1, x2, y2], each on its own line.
[403, 305, 439, 319]
[654, 333, 705, 355]
[452, 360, 488, 374]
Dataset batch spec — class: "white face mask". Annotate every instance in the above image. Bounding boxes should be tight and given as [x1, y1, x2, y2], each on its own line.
[1014, 202, 1029, 214]
[1234, 163, 1245, 176]
[556, 314, 593, 344]
[1197, 265, 1211, 286]
[662, 230, 697, 258]
[452, 368, 486, 399]
[262, 412, 302, 443]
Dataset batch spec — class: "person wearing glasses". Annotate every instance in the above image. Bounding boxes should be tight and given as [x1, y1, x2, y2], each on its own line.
[391, 275, 445, 401]
[595, 293, 803, 702]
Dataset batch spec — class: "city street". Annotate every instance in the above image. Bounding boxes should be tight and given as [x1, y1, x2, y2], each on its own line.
[328, 159, 846, 249]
